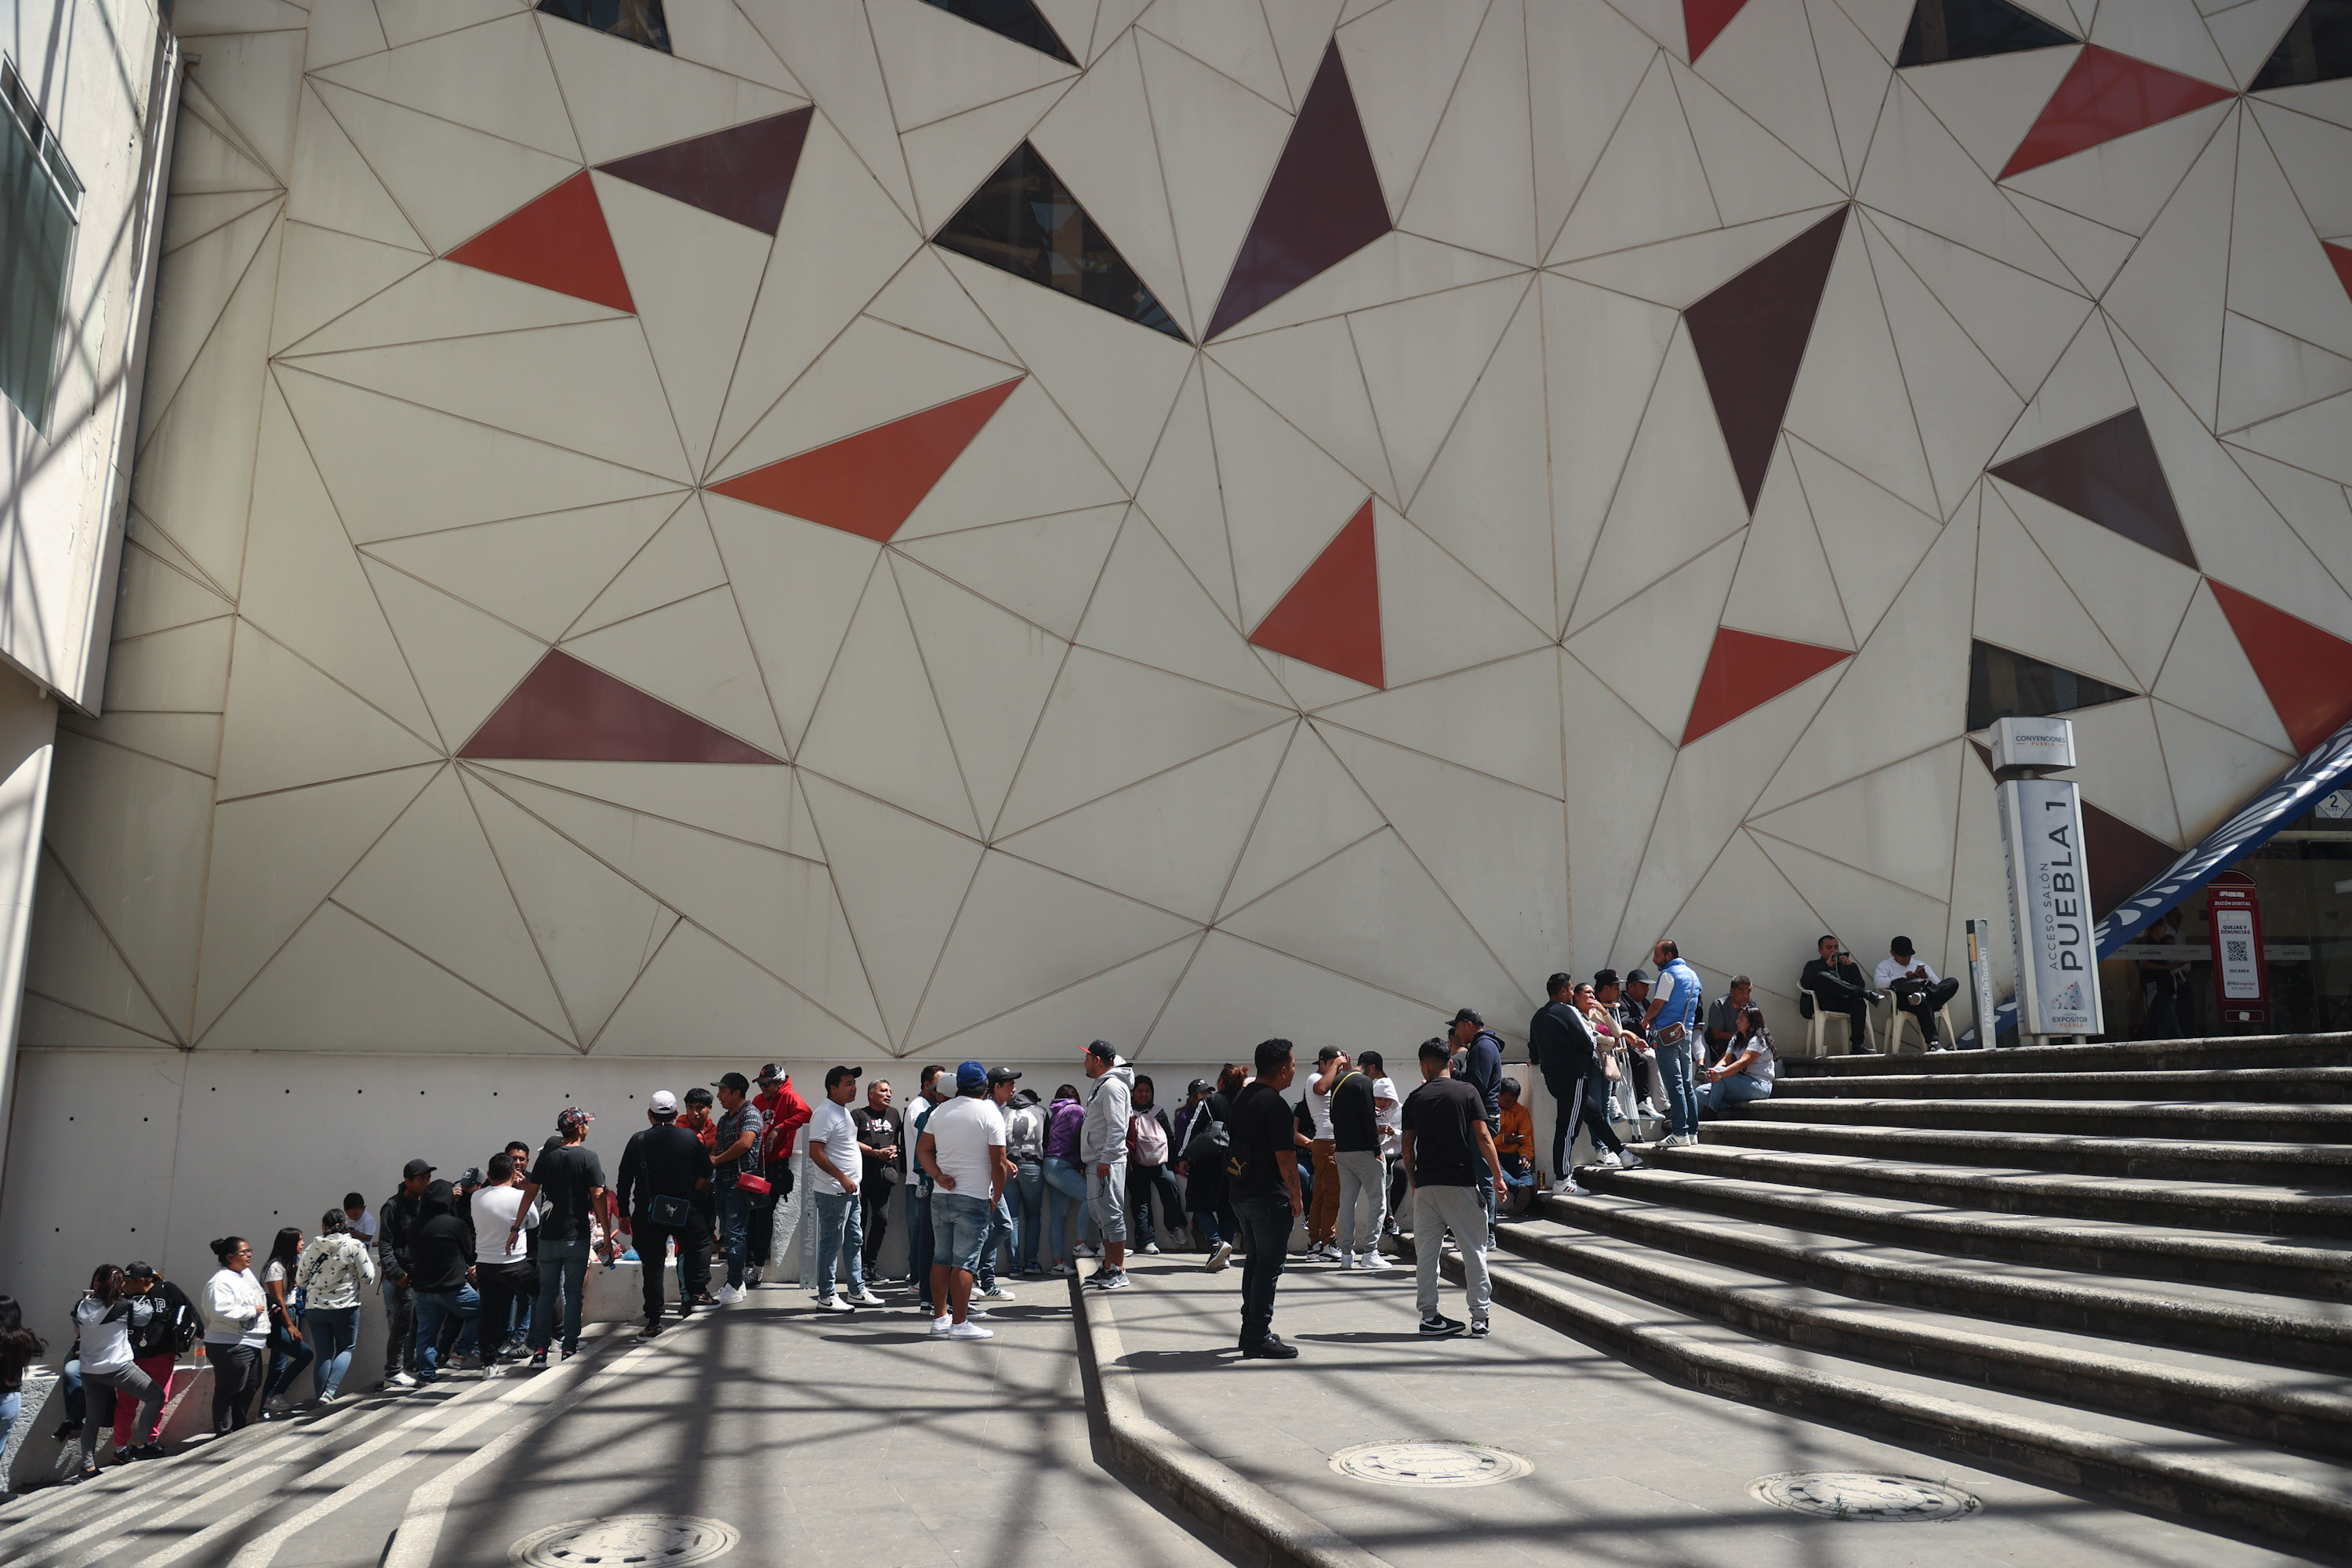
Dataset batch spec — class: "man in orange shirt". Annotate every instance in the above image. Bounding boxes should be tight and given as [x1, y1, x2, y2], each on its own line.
[1495, 1079, 1534, 1178]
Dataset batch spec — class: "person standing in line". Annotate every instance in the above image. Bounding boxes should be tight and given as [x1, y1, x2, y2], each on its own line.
[902, 1065, 951, 1310]
[1402, 1039, 1506, 1339]
[114, 1263, 195, 1455]
[1041, 1083, 1091, 1275]
[376, 1159, 431, 1390]
[258, 1229, 317, 1417]
[513, 1108, 606, 1370]
[1446, 1009, 1507, 1247]
[0, 1298, 45, 1481]
[406, 1184, 474, 1385]
[1229, 1040, 1305, 1358]
[1080, 1040, 1134, 1292]
[468, 1154, 537, 1374]
[201, 1238, 270, 1430]
[1176, 1070, 1236, 1269]
[1301, 1048, 1345, 1261]
[808, 1065, 884, 1312]
[1329, 1051, 1388, 1271]
[1360, 1051, 1405, 1238]
[295, 1210, 375, 1403]
[1005, 1084, 1049, 1277]
[746, 1065, 809, 1288]
[72, 1268, 168, 1475]
[973, 1067, 1024, 1300]
[1531, 973, 1637, 1194]
[677, 1087, 720, 1306]
[1125, 1076, 1183, 1255]
[1641, 941, 1705, 1146]
[919, 1061, 1011, 1340]
[709, 1073, 767, 1305]
[342, 1192, 378, 1258]
[851, 1078, 902, 1282]
[616, 1091, 717, 1339]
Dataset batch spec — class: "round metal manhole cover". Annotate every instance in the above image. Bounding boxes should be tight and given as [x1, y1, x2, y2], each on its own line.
[1329, 1439, 1533, 1487]
[1749, 1472, 1982, 1523]
[510, 1515, 741, 1566]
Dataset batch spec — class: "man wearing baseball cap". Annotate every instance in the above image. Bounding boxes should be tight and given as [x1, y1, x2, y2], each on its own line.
[971, 1067, 1024, 1301]
[375, 1157, 433, 1389]
[709, 1073, 766, 1305]
[615, 1091, 714, 1340]
[916, 1062, 1010, 1338]
[807, 1065, 884, 1311]
[747, 1065, 810, 1288]
[513, 1106, 606, 1368]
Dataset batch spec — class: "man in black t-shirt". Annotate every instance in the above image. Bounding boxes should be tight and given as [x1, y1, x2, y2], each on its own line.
[515, 1107, 606, 1367]
[852, 1080, 902, 1279]
[1228, 1039, 1305, 1359]
[1402, 1038, 1504, 1339]
[1328, 1058, 1388, 1272]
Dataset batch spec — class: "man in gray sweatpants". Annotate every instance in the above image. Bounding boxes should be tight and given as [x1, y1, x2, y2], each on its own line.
[1080, 1040, 1134, 1292]
[1400, 1037, 1505, 1338]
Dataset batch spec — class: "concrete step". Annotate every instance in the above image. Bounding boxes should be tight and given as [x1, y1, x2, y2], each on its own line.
[1781, 1033, 2352, 1077]
[1773, 1066, 2352, 1103]
[1524, 1189, 2352, 1370]
[1490, 1217, 2352, 1461]
[1727, 1094, 2352, 1143]
[1574, 1164, 2352, 1300]
[1697, 1118, 2352, 1185]
[1437, 1238, 2352, 1554]
[1642, 1141, 2352, 1236]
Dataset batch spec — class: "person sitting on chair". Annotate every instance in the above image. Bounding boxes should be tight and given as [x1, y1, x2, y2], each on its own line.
[1800, 935, 1878, 1052]
[1875, 936, 1960, 1052]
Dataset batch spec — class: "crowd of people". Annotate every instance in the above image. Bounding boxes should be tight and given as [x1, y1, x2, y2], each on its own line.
[8, 931, 1944, 1477]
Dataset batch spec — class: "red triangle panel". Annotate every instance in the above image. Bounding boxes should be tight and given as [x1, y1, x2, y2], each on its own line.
[2082, 800, 2180, 920]
[1685, 0, 1754, 60]
[2206, 580, 2352, 754]
[2327, 241, 2352, 304]
[596, 108, 814, 236]
[1682, 627, 1850, 744]
[708, 377, 1023, 541]
[1685, 207, 1848, 513]
[445, 172, 636, 313]
[1249, 499, 1382, 688]
[1999, 45, 2233, 179]
[460, 651, 782, 763]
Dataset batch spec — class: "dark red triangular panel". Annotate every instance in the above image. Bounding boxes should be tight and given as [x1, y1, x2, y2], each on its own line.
[445, 172, 636, 313]
[595, 108, 814, 236]
[2207, 580, 2352, 754]
[1685, 206, 1848, 513]
[1249, 499, 1382, 688]
[1204, 42, 1389, 340]
[1999, 45, 2233, 178]
[2082, 800, 2180, 920]
[461, 651, 781, 763]
[708, 377, 1023, 541]
[1685, 0, 1754, 60]
[1988, 408, 2197, 568]
[1683, 627, 1850, 744]
[2327, 241, 2352, 304]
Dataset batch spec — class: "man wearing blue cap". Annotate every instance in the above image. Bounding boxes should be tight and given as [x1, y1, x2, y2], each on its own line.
[917, 1061, 1011, 1340]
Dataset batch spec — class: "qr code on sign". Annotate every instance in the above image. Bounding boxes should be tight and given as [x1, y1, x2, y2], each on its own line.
[2226, 939, 2250, 964]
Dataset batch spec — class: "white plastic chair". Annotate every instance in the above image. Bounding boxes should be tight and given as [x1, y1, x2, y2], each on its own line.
[1801, 992, 1875, 1056]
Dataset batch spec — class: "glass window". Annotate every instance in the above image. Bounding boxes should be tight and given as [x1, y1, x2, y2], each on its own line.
[935, 143, 1185, 341]
[1897, 0, 2074, 67]
[920, 0, 1075, 64]
[2252, 2, 2351, 91]
[537, 0, 671, 53]
[1, 56, 82, 432]
[1965, 641, 2135, 733]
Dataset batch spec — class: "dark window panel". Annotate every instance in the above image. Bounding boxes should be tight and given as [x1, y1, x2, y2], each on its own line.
[2251, 2, 2352, 90]
[920, 0, 1076, 65]
[1, 56, 78, 431]
[596, 108, 813, 236]
[1897, 0, 2074, 68]
[1989, 408, 2197, 569]
[1966, 640, 2137, 733]
[934, 142, 1186, 340]
[1685, 205, 1849, 514]
[538, 0, 672, 54]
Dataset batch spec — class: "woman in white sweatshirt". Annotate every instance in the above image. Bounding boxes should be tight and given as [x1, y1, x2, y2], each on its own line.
[70, 1265, 167, 1476]
[201, 1236, 269, 1436]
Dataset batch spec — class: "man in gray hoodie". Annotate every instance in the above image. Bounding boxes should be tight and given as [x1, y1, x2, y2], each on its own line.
[1080, 1040, 1134, 1291]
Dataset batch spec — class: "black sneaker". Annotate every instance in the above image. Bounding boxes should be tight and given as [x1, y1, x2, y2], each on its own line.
[128, 1443, 166, 1461]
[1240, 1334, 1298, 1359]
[528, 1351, 548, 1371]
[1084, 1269, 1131, 1291]
[1468, 1320, 1491, 1338]
[634, 1320, 662, 1342]
[51, 1421, 79, 1441]
[1418, 1313, 1465, 1338]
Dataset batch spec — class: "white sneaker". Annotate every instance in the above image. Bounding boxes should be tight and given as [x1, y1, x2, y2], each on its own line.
[1076, 1243, 1098, 1258]
[931, 1315, 953, 1336]
[1638, 1102, 1666, 1120]
[845, 1290, 886, 1308]
[947, 1320, 994, 1340]
[1140, 1243, 1160, 1255]
[1616, 1149, 1645, 1169]
[1316, 1240, 1343, 1261]
[390, 1372, 416, 1388]
[1337, 1254, 1357, 1270]
[814, 1295, 854, 1312]
[713, 1284, 746, 1305]
[978, 1284, 1016, 1301]
[1595, 1149, 1624, 1169]
[1355, 1251, 1388, 1272]
[965, 1308, 993, 1320]
[1549, 1177, 1591, 1197]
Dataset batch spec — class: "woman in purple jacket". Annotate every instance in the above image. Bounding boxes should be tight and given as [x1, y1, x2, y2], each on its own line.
[1041, 1084, 1093, 1276]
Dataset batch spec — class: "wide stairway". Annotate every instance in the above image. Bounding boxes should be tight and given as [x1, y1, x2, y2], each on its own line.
[1488, 1033, 2352, 1555]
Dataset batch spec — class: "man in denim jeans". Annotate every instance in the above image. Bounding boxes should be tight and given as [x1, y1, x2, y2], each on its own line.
[919, 1061, 1011, 1340]
[807, 1065, 881, 1311]
[709, 1073, 765, 1305]
[511, 1107, 605, 1370]
[1642, 939, 1705, 1146]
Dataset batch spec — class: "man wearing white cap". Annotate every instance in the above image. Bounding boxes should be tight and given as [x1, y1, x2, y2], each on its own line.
[614, 1091, 714, 1341]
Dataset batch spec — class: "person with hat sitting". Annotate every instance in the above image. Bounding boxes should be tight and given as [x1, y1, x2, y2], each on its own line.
[1875, 936, 1959, 1052]
[918, 1062, 1011, 1339]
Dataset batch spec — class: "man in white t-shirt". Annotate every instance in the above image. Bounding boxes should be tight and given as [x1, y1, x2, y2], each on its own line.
[468, 1152, 536, 1369]
[1304, 1046, 1343, 1259]
[918, 1061, 1010, 1340]
[807, 1065, 883, 1310]
[1874, 935, 1960, 1052]
[1359, 1051, 1404, 1238]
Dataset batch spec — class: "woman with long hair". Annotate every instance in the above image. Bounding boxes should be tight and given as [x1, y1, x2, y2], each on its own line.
[1040, 1083, 1091, 1275]
[0, 1295, 45, 1491]
[1697, 1005, 1778, 1117]
[1178, 1064, 1240, 1269]
[258, 1228, 316, 1417]
[201, 1237, 269, 1436]
[71, 1266, 166, 1476]
[295, 1209, 376, 1403]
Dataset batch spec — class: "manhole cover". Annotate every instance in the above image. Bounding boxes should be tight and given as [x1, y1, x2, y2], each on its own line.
[510, 1515, 740, 1566]
[1748, 1472, 1981, 1523]
[1330, 1439, 1532, 1487]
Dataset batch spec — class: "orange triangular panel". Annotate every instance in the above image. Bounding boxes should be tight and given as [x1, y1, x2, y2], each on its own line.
[1682, 627, 1850, 744]
[1249, 500, 1382, 688]
[708, 378, 1023, 541]
[2206, 581, 2352, 754]
[445, 172, 636, 313]
[1684, 0, 1753, 59]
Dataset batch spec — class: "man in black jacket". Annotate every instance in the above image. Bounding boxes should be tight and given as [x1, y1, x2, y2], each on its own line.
[1800, 935, 1879, 1052]
[1530, 975, 1635, 1196]
[408, 1181, 474, 1385]
[118, 1263, 196, 1457]
[616, 1090, 715, 1340]
[1445, 1009, 1505, 1245]
[376, 1158, 432, 1389]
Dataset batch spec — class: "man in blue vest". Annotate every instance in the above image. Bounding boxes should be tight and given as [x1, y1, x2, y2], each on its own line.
[1642, 939, 1704, 1146]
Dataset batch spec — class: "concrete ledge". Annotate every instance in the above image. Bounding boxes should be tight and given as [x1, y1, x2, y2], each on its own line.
[1731, 1098, 2352, 1142]
[1782, 1034, 2352, 1078]
[1774, 1067, 2352, 1102]
[1410, 1239, 2352, 1556]
[1069, 1276, 1393, 1568]
[1701, 1121, 2352, 1185]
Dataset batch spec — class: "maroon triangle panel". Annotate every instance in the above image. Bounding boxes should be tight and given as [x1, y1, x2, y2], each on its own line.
[1204, 42, 1391, 340]
[1684, 206, 1849, 513]
[460, 650, 783, 763]
[2082, 800, 2180, 920]
[1989, 408, 2198, 568]
[595, 107, 815, 236]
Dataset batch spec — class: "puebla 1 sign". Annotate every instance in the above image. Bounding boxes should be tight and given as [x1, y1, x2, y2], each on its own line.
[1996, 776, 2105, 1038]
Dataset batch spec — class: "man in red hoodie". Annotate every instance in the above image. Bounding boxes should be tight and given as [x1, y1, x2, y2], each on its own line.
[747, 1064, 811, 1287]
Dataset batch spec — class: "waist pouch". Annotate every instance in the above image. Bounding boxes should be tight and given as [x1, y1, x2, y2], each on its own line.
[649, 1194, 692, 1226]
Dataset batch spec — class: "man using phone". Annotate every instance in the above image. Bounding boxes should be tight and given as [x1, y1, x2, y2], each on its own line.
[1801, 935, 1878, 1053]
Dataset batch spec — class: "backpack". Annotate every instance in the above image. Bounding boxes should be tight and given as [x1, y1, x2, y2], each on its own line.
[1184, 1098, 1229, 1157]
[1130, 1109, 1169, 1165]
